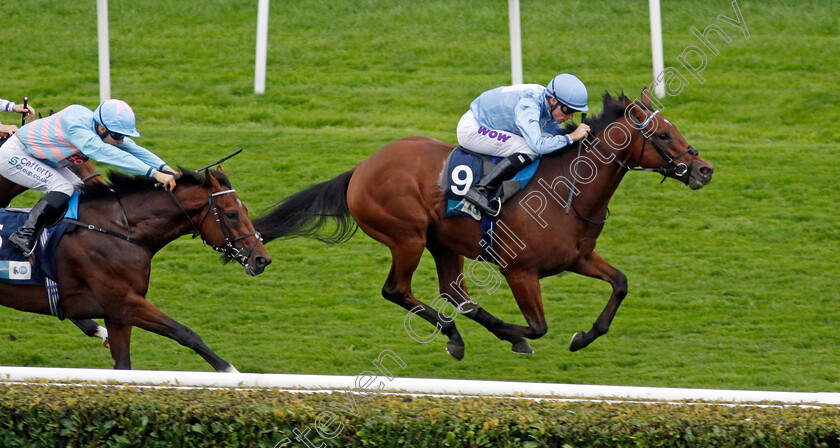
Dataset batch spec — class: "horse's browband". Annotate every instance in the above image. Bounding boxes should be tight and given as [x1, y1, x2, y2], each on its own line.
[640, 110, 660, 128]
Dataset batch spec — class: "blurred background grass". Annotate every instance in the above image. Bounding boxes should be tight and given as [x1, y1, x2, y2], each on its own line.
[0, 0, 837, 392]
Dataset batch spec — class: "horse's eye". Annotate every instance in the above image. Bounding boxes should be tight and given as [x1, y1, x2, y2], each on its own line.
[225, 211, 238, 220]
[658, 133, 670, 140]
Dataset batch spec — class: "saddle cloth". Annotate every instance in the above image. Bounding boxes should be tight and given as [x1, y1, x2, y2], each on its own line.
[439, 146, 539, 220]
[0, 194, 81, 319]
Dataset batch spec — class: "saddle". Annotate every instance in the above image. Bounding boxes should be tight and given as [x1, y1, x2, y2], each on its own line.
[439, 146, 539, 220]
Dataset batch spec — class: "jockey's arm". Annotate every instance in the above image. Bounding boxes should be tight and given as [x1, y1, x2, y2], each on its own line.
[0, 98, 36, 121]
[117, 137, 174, 174]
[67, 128, 163, 177]
[514, 99, 574, 155]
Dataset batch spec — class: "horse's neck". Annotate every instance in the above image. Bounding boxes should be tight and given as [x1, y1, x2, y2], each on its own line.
[537, 141, 629, 221]
[81, 190, 204, 251]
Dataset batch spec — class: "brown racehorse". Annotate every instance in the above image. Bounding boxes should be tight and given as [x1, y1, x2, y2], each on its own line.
[0, 168, 271, 370]
[254, 89, 713, 359]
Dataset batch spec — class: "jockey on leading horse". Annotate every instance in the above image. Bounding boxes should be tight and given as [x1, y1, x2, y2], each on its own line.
[456, 73, 592, 215]
[0, 99, 178, 256]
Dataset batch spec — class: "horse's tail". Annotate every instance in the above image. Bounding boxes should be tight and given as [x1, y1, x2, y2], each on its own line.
[254, 168, 357, 244]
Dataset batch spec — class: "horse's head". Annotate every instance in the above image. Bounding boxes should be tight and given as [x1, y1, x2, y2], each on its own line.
[622, 89, 714, 190]
[188, 167, 272, 276]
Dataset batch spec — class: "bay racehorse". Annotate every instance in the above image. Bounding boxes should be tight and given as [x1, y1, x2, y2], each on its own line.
[0, 167, 271, 370]
[254, 89, 713, 359]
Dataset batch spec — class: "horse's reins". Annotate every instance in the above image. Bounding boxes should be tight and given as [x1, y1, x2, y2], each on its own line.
[80, 171, 102, 183]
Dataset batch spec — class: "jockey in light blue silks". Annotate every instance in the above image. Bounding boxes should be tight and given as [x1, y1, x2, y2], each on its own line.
[455, 73, 592, 215]
[0, 99, 178, 256]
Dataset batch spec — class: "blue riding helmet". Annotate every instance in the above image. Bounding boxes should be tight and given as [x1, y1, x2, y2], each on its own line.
[546, 74, 589, 112]
[93, 99, 141, 137]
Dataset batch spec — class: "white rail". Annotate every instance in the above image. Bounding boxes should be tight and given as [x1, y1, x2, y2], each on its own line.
[1, 366, 839, 406]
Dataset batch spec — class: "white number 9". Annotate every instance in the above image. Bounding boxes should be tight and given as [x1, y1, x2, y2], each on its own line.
[450, 165, 473, 196]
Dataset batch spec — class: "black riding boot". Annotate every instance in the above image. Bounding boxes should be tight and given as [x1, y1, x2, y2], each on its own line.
[8, 191, 71, 256]
[463, 152, 537, 216]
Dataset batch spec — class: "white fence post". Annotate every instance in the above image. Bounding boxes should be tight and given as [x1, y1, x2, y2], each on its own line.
[255, 0, 270, 94]
[97, 0, 111, 102]
[508, 0, 523, 85]
[649, 0, 666, 98]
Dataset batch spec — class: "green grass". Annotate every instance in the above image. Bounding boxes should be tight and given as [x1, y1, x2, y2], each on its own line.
[0, 0, 837, 393]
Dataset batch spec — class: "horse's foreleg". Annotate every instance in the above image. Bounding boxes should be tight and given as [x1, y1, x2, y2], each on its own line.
[568, 250, 628, 352]
[104, 320, 132, 369]
[70, 318, 109, 347]
[381, 238, 465, 360]
[124, 294, 237, 372]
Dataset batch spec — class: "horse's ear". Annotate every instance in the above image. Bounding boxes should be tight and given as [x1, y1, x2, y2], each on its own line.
[203, 168, 221, 189]
[626, 101, 647, 126]
[216, 165, 226, 174]
[640, 88, 654, 107]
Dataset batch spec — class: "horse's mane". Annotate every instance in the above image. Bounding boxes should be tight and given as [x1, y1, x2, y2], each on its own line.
[79, 168, 231, 202]
[552, 91, 652, 157]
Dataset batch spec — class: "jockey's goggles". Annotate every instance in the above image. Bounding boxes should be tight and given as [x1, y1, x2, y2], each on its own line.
[547, 94, 581, 115]
[105, 130, 125, 141]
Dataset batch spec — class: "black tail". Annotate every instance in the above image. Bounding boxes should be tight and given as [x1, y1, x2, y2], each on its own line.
[254, 169, 357, 244]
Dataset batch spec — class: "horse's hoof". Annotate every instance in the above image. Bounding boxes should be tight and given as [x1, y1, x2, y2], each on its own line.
[445, 341, 465, 361]
[221, 364, 240, 373]
[102, 338, 110, 349]
[512, 341, 534, 354]
[569, 331, 587, 352]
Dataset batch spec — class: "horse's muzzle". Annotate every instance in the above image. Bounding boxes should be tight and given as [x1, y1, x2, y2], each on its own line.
[687, 162, 714, 190]
[222, 236, 272, 276]
[244, 252, 271, 276]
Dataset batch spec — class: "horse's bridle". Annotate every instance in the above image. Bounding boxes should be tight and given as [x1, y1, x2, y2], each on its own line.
[565, 106, 701, 224]
[600, 108, 700, 184]
[167, 188, 262, 267]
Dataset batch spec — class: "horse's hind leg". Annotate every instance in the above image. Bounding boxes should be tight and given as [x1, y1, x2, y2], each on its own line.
[427, 241, 532, 354]
[354, 218, 465, 360]
[383, 238, 467, 360]
[568, 250, 628, 352]
[70, 318, 109, 347]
